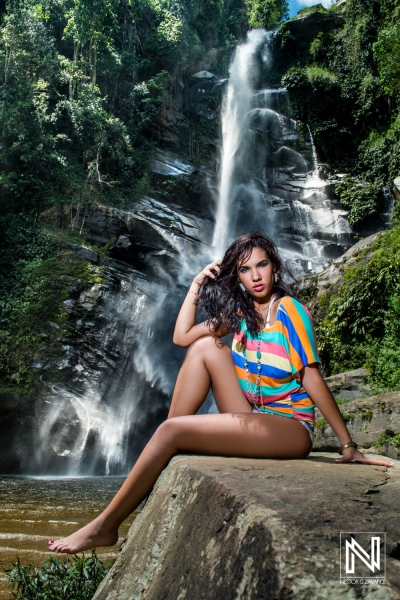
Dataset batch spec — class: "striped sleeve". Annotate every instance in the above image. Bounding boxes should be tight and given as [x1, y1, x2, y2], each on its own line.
[279, 297, 320, 374]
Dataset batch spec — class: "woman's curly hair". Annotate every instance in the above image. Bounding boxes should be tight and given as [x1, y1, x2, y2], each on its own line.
[197, 233, 294, 336]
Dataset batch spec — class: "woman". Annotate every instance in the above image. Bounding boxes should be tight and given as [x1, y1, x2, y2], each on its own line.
[49, 233, 393, 554]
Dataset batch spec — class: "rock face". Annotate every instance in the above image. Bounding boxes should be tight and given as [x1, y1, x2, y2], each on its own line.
[298, 231, 382, 303]
[0, 393, 34, 473]
[0, 250, 171, 475]
[313, 392, 400, 459]
[93, 454, 399, 599]
[3, 144, 215, 475]
[282, 9, 346, 39]
[324, 368, 372, 401]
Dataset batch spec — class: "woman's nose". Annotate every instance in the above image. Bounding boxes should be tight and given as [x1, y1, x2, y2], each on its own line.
[252, 270, 261, 280]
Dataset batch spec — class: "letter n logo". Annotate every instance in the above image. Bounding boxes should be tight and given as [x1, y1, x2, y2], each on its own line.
[346, 536, 380, 573]
[340, 532, 386, 579]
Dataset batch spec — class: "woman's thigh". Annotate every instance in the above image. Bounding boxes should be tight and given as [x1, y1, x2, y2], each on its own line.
[161, 412, 312, 459]
[169, 336, 252, 417]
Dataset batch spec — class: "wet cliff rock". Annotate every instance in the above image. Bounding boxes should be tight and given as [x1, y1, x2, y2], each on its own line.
[0, 142, 218, 475]
[93, 454, 399, 600]
[298, 231, 382, 305]
[0, 251, 168, 475]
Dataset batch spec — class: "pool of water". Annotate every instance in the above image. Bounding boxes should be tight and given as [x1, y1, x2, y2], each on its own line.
[0, 476, 134, 599]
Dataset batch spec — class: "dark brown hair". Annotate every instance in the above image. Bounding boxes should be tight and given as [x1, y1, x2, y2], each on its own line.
[197, 233, 294, 336]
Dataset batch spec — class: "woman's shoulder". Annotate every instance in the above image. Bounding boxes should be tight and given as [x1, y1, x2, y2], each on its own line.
[278, 295, 313, 321]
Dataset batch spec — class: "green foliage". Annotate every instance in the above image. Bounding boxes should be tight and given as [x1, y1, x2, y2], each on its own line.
[376, 431, 400, 449]
[315, 223, 400, 389]
[359, 115, 400, 184]
[0, 0, 246, 218]
[6, 551, 112, 600]
[297, 4, 326, 16]
[373, 24, 400, 95]
[309, 32, 324, 60]
[305, 65, 337, 87]
[276, 0, 400, 216]
[0, 0, 249, 392]
[0, 219, 105, 392]
[245, 0, 288, 28]
[335, 180, 381, 225]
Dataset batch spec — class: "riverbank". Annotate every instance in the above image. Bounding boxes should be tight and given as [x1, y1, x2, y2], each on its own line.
[0, 477, 134, 600]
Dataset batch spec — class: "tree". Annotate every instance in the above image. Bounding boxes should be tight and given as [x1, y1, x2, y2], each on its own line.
[246, 0, 288, 29]
[373, 24, 400, 96]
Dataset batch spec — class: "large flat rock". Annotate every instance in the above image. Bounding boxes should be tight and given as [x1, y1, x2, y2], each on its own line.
[93, 454, 400, 599]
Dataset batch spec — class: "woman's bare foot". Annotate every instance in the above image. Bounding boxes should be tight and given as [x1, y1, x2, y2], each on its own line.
[48, 517, 119, 554]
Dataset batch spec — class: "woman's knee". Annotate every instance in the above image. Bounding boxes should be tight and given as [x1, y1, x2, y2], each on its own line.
[154, 418, 182, 449]
[186, 336, 228, 361]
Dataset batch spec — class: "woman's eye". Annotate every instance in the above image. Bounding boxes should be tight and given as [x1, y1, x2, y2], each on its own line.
[259, 261, 269, 267]
[239, 267, 248, 273]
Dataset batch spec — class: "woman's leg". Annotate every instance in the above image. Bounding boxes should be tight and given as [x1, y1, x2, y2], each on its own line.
[50, 336, 243, 553]
[168, 336, 252, 417]
[49, 411, 311, 554]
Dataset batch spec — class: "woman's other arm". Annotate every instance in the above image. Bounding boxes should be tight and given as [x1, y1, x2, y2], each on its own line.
[301, 364, 393, 467]
[173, 260, 229, 347]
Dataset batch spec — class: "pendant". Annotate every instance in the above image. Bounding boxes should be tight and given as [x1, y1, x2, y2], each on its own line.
[235, 341, 245, 353]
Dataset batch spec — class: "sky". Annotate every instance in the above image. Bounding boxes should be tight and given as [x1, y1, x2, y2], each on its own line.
[288, 0, 334, 18]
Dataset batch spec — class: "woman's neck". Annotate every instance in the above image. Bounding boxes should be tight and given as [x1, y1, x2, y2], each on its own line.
[253, 291, 276, 312]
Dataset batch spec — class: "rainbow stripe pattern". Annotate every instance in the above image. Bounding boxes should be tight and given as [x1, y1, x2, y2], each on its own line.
[231, 296, 320, 436]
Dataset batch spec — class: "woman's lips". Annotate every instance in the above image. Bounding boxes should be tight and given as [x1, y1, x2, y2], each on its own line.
[252, 284, 264, 291]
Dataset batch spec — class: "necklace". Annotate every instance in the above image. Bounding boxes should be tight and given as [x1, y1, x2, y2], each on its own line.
[242, 294, 277, 410]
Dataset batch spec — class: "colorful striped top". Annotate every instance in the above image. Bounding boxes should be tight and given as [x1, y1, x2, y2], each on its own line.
[231, 296, 320, 436]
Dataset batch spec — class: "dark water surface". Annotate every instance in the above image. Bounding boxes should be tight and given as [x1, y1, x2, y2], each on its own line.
[0, 476, 133, 599]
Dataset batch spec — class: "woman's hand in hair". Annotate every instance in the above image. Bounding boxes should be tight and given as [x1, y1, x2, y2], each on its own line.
[193, 260, 222, 287]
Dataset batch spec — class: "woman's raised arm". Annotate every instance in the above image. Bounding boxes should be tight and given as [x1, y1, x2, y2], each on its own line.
[173, 260, 229, 347]
[301, 364, 393, 467]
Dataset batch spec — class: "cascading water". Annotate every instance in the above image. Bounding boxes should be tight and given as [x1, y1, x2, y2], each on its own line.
[212, 29, 267, 257]
[212, 29, 353, 273]
[31, 29, 356, 476]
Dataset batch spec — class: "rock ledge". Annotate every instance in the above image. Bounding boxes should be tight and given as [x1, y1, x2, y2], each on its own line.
[94, 454, 399, 599]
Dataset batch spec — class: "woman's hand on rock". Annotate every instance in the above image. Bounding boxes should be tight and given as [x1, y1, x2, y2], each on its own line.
[335, 446, 394, 467]
[193, 260, 221, 287]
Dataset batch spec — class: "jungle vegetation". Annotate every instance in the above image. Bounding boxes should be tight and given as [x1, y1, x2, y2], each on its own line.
[277, 0, 400, 226]
[0, 0, 399, 393]
[274, 0, 400, 387]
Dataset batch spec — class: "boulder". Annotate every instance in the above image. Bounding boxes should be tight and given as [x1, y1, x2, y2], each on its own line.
[271, 146, 309, 172]
[324, 367, 372, 401]
[247, 108, 297, 143]
[283, 10, 346, 38]
[66, 242, 99, 264]
[93, 454, 399, 599]
[151, 150, 196, 180]
[190, 71, 216, 80]
[313, 392, 400, 459]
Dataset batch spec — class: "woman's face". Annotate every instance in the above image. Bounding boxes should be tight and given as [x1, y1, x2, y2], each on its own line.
[237, 247, 275, 302]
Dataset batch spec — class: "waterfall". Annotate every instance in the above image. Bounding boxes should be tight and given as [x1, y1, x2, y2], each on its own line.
[32, 208, 214, 476]
[212, 29, 353, 274]
[28, 29, 356, 477]
[212, 29, 268, 258]
[307, 124, 319, 177]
